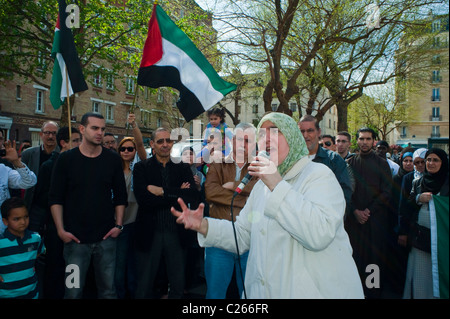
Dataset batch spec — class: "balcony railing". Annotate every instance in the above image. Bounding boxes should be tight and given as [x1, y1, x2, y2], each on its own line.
[430, 115, 442, 121]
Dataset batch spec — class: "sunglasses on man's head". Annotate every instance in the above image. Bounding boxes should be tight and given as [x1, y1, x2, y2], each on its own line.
[119, 146, 135, 152]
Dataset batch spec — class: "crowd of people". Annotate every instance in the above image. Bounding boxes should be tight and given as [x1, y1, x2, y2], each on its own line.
[0, 109, 448, 299]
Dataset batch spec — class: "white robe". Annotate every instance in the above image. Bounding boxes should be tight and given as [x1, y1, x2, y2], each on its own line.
[199, 157, 364, 299]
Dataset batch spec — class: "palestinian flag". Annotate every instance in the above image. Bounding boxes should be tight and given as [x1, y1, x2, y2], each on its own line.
[138, 4, 236, 122]
[430, 195, 449, 299]
[50, 0, 88, 110]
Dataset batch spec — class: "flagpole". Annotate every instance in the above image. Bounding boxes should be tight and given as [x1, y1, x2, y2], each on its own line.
[65, 65, 72, 148]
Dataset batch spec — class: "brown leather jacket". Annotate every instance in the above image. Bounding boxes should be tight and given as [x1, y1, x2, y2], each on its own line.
[205, 156, 258, 221]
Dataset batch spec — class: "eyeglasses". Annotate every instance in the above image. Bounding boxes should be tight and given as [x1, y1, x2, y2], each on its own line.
[103, 141, 116, 146]
[155, 138, 174, 145]
[42, 131, 57, 136]
[426, 157, 441, 163]
[119, 146, 135, 152]
[319, 141, 332, 147]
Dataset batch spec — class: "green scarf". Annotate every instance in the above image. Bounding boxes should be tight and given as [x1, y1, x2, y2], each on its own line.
[257, 112, 309, 176]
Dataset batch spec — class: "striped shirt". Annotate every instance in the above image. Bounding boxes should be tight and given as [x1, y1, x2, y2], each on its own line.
[0, 229, 45, 299]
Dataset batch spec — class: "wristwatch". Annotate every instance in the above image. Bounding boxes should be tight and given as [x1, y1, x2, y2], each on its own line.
[115, 224, 124, 231]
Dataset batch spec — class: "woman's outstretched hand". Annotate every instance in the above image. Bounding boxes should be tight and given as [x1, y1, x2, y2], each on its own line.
[171, 198, 208, 236]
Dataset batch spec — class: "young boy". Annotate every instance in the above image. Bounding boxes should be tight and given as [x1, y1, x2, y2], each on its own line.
[0, 197, 45, 299]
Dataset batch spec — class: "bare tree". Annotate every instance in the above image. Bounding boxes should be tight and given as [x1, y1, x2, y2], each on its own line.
[205, 0, 447, 130]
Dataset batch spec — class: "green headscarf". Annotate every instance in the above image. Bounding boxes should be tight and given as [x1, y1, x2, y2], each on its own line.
[257, 112, 309, 176]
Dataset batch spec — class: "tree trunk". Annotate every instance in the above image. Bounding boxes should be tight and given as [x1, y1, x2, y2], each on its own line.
[336, 99, 349, 132]
[263, 80, 275, 113]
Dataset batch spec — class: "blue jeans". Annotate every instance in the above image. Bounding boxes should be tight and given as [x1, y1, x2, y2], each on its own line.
[204, 247, 248, 299]
[63, 237, 117, 299]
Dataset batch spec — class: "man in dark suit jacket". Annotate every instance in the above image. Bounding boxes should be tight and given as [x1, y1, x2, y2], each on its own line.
[133, 127, 200, 299]
[20, 121, 60, 210]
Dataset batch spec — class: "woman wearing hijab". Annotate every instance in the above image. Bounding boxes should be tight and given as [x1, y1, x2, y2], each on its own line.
[403, 148, 449, 299]
[398, 148, 428, 246]
[171, 113, 363, 298]
[393, 151, 415, 224]
[388, 150, 415, 294]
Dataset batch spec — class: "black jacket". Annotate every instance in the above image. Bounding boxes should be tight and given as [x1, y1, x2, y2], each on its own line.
[132, 156, 201, 251]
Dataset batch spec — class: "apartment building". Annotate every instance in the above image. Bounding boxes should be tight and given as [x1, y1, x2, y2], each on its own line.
[394, 14, 449, 152]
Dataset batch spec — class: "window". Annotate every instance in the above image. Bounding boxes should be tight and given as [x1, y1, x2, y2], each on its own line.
[31, 131, 41, 146]
[432, 88, 441, 101]
[433, 36, 440, 48]
[400, 126, 407, 138]
[37, 51, 47, 72]
[16, 85, 21, 100]
[432, 107, 440, 117]
[93, 73, 102, 87]
[141, 110, 150, 127]
[36, 90, 44, 113]
[271, 104, 278, 111]
[106, 74, 115, 90]
[157, 89, 164, 103]
[92, 101, 100, 113]
[252, 104, 259, 114]
[431, 107, 440, 121]
[126, 76, 135, 95]
[432, 20, 441, 33]
[432, 55, 441, 65]
[157, 118, 162, 127]
[432, 70, 442, 83]
[106, 104, 114, 122]
[172, 95, 178, 108]
[289, 103, 297, 112]
[432, 126, 440, 138]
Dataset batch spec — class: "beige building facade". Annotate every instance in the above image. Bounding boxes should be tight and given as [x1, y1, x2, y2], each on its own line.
[394, 14, 449, 153]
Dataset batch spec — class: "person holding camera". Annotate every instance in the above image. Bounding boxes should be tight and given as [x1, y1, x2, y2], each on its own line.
[0, 132, 37, 234]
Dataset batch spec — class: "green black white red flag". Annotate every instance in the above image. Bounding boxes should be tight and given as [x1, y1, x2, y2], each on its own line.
[138, 4, 236, 122]
[50, 0, 88, 110]
[430, 195, 449, 299]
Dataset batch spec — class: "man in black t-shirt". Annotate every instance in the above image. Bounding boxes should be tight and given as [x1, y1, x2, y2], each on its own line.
[49, 113, 127, 299]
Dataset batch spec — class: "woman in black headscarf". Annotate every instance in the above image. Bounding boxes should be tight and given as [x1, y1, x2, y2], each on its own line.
[403, 148, 449, 299]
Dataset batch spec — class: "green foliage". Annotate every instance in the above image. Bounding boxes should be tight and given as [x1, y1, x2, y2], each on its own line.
[0, 0, 213, 89]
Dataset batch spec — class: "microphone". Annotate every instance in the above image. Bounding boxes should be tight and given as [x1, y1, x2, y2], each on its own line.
[233, 151, 269, 196]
